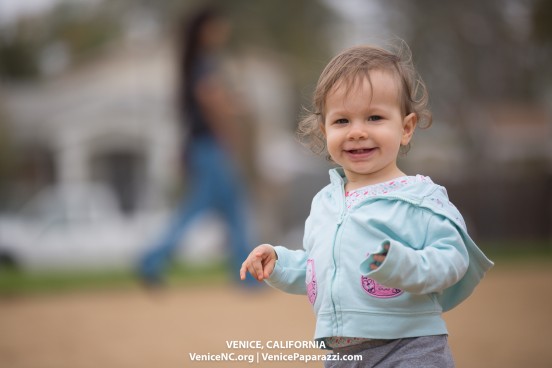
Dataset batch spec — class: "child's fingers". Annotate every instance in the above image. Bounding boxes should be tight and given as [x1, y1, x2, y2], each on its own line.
[373, 254, 386, 263]
[246, 263, 260, 281]
[243, 253, 260, 279]
[240, 254, 259, 281]
[240, 245, 275, 282]
[369, 254, 386, 271]
[239, 263, 246, 280]
[252, 252, 266, 281]
[263, 259, 276, 279]
[243, 253, 264, 281]
[239, 261, 251, 280]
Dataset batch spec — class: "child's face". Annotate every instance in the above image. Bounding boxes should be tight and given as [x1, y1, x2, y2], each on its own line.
[322, 70, 416, 190]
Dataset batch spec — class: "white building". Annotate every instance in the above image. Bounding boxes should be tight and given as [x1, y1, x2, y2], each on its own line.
[2, 38, 182, 214]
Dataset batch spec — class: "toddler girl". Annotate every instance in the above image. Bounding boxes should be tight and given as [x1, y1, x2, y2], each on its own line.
[240, 44, 493, 367]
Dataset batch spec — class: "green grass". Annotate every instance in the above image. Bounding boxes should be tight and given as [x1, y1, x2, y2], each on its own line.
[1, 241, 550, 296]
[0, 261, 229, 296]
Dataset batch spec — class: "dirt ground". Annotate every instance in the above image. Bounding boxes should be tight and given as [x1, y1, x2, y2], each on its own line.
[0, 263, 551, 368]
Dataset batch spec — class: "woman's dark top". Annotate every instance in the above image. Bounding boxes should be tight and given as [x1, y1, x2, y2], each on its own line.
[183, 55, 218, 139]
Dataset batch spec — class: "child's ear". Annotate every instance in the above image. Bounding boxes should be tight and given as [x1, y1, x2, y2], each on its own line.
[401, 113, 417, 146]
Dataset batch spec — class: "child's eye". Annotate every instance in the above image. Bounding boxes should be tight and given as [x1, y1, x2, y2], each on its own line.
[368, 115, 382, 121]
[335, 118, 348, 125]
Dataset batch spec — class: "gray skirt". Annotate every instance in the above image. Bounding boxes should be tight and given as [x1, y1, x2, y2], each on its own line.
[324, 335, 454, 368]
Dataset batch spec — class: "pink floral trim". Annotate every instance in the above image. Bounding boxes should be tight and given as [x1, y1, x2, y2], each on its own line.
[345, 175, 432, 209]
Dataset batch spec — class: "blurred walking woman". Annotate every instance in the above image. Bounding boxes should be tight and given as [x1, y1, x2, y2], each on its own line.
[139, 7, 254, 286]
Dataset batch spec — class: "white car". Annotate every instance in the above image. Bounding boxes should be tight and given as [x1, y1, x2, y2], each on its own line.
[0, 183, 165, 272]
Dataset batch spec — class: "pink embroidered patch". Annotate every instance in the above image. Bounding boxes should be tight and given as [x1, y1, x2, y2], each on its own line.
[361, 276, 403, 298]
[306, 259, 317, 304]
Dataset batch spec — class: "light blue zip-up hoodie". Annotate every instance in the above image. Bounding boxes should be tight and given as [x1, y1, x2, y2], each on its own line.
[266, 168, 493, 342]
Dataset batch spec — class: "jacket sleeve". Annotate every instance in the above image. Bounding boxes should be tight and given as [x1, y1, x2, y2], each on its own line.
[265, 192, 323, 295]
[359, 214, 469, 295]
[264, 246, 308, 295]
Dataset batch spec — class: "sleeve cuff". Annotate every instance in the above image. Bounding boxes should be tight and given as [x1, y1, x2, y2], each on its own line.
[360, 240, 390, 275]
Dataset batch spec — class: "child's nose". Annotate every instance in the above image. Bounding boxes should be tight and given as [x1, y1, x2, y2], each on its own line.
[347, 122, 368, 140]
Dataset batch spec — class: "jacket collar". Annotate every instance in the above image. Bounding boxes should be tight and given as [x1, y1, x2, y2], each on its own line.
[329, 167, 346, 187]
[328, 167, 435, 202]
[327, 167, 456, 223]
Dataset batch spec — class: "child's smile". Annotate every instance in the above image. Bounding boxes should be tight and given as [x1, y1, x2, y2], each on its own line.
[344, 147, 377, 159]
[322, 70, 417, 190]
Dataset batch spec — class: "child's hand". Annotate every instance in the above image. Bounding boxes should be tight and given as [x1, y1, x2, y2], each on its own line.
[369, 243, 390, 270]
[240, 244, 277, 282]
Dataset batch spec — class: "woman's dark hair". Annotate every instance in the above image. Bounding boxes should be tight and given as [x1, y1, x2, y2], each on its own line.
[178, 7, 224, 109]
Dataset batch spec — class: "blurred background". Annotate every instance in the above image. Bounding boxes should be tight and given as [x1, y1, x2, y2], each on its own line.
[1, 0, 551, 275]
[0, 0, 551, 367]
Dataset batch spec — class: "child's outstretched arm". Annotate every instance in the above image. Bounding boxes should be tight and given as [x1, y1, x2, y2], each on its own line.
[240, 244, 277, 282]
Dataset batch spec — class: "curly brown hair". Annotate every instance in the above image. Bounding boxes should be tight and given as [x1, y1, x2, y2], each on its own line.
[297, 43, 432, 156]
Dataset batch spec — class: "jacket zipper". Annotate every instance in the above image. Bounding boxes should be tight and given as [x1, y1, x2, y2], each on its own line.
[330, 185, 346, 336]
[329, 193, 408, 335]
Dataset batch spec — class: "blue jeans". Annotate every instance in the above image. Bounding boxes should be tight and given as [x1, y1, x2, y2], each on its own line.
[139, 136, 254, 284]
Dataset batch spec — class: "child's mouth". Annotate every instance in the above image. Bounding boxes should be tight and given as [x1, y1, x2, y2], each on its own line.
[347, 148, 375, 154]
